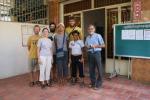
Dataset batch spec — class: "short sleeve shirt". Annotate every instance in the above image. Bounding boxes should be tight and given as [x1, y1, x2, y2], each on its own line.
[55, 33, 68, 51]
[69, 40, 84, 55]
[37, 38, 53, 56]
[27, 35, 41, 58]
[85, 33, 104, 52]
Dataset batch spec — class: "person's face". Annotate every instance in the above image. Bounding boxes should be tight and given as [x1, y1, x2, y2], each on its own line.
[34, 27, 40, 34]
[73, 33, 79, 40]
[49, 24, 56, 32]
[57, 25, 65, 33]
[42, 29, 49, 37]
[88, 25, 95, 35]
[69, 19, 76, 27]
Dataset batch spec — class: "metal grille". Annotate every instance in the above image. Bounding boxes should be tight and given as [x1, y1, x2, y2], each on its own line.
[64, 0, 91, 14]
[0, 0, 12, 21]
[0, 0, 48, 24]
[95, 0, 131, 8]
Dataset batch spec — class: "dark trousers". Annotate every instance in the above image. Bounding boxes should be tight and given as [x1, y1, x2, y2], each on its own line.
[71, 55, 84, 78]
[88, 51, 103, 87]
[56, 51, 68, 78]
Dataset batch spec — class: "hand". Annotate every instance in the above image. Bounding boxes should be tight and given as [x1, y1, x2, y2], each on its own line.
[68, 58, 71, 68]
[51, 58, 53, 64]
[69, 58, 71, 64]
[79, 58, 84, 63]
[38, 58, 42, 64]
[92, 44, 98, 48]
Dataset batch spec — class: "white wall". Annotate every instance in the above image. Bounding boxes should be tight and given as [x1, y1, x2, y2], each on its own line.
[0, 21, 47, 79]
[106, 59, 129, 76]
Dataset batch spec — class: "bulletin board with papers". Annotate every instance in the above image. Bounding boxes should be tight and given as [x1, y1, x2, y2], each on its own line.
[114, 22, 150, 59]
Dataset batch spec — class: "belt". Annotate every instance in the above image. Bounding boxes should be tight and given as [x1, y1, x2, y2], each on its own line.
[88, 51, 100, 54]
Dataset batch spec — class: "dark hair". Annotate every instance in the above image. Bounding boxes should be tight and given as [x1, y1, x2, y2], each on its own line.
[71, 30, 80, 36]
[88, 24, 96, 28]
[42, 28, 49, 33]
[34, 25, 40, 30]
[49, 22, 56, 28]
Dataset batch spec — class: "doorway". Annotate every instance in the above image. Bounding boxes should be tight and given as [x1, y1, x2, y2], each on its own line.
[83, 9, 106, 70]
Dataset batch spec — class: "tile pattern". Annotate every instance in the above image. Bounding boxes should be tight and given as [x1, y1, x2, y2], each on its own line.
[0, 74, 150, 100]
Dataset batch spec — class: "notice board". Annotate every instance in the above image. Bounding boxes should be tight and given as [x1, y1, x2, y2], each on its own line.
[114, 22, 150, 59]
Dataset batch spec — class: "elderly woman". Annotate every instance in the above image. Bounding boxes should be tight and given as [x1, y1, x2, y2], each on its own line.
[54, 23, 68, 86]
[37, 28, 53, 89]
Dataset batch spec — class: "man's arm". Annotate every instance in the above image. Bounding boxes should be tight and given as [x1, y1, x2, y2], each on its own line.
[92, 44, 105, 48]
[92, 34, 105, 48]
[27, 37, 31, 51]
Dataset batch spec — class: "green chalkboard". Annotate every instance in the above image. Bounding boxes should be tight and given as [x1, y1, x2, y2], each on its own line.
[114, 22, 150, 59]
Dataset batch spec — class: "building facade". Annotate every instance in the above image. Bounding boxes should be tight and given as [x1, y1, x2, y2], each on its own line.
[49, 0, 150, 83]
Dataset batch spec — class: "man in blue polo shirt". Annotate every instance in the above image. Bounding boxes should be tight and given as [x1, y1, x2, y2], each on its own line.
[85, 24, 105, 90]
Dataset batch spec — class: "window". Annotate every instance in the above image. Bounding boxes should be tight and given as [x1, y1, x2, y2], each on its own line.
[0, 0, 48, 24]
[0, 0, 12, 21]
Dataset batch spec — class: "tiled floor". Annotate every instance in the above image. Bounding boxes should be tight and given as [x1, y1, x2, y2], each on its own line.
[0, 74, 150, 100]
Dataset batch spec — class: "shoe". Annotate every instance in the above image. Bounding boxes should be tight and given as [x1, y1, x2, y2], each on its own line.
[80, 82, 85, 88]
[29, 82, 35, 87]
[41, 84, 46, 89]
[93, 86, 101, 90]
[35, 81, 40, 85]
[46, 83, 53, 87]
[75, 77, 78, 82]
[46, 83, 50, 87]
[71, 78, 76, 85]
[88, 83, 95, 88]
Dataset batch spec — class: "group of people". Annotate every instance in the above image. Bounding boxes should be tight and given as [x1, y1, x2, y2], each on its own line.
[27, 16, 105, 90]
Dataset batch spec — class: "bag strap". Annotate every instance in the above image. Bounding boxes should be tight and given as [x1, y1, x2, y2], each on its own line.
[68, 26, 76, 39]
[54, 33, 65, 49]
[62, 33, 65, 49]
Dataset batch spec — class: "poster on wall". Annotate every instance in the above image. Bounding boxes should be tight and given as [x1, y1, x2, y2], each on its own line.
[21, 24, 48, 47]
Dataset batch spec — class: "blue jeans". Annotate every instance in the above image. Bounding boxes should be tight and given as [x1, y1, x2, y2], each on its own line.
[88, 51, 103, 87]
[56, 51, 68, 78]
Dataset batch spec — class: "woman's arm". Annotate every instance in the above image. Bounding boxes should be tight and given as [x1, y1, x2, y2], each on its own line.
[37, 39, 41, 64]
[79, 47, 84, 63]
[37, 47, 42, 64]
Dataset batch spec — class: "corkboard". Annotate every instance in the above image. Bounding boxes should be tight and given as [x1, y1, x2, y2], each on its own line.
[132, 59, 150, 83]
[141, 0, 150, 10]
